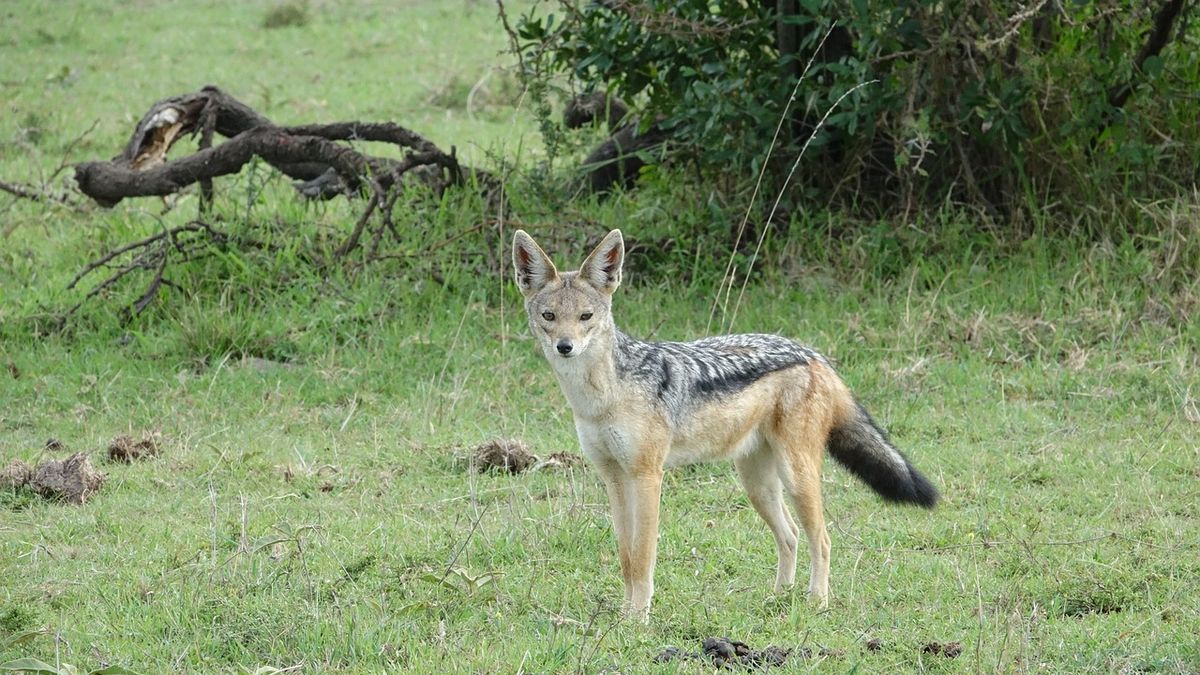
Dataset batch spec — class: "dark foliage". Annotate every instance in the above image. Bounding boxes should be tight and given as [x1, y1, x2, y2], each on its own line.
[514, 1, 1198, 219]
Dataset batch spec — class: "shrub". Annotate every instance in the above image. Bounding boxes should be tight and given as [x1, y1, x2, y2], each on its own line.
[514, 1, 1199, 222]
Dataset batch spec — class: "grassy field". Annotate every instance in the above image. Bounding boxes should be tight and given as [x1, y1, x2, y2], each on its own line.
[3, 1, 1200, 673]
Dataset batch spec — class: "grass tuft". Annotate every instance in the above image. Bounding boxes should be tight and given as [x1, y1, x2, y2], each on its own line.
[262, 1, 309, 30]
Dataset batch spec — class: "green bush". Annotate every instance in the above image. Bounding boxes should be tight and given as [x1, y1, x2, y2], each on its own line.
[515, 1, 1198, 220]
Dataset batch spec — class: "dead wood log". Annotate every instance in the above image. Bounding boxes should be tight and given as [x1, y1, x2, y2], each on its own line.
[560, 91, 670, 194]
[73, 86, 481, 208]
[55, 86, 509, 320]
[563, 92, 630, 132]
[578, 119, 670, 194]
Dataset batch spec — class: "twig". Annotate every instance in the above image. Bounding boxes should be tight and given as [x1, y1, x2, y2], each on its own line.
[1095, 0, 1186, 144]
[335, 180, 384, 258]
[495, 0, 526, 76]
[977, 0, 1050, 52]
[576, 597, 619, 673]
[48, 119, 99, 183]
[607, 0, 754, 39]
[439, 501, 492, 584]
[66, 222, 210, 290]
[198, 99, 218, 214]
[63, 220, 232, 319]
[0, 179, 51, 201]
[131, 250, 171, 315]
[368, 188, 403, 259]
[0, 178, 79, 208]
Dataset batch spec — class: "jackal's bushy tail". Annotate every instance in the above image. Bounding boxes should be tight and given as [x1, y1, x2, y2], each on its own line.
[827, 402, 938, 508]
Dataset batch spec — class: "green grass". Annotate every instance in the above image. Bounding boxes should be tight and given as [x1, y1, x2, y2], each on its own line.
[0, 0, 535, 174]
[3, 1, 1200, 673]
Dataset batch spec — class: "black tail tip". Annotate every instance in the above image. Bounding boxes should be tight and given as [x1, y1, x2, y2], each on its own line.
[902, 468, 939, 508]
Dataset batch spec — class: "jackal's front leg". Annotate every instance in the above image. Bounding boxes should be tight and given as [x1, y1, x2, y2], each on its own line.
[594, 461, 634, 611]
[624, 468, 663, 621]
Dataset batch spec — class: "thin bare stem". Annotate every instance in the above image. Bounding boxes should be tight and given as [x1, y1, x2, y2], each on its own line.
[729, 79, 879, 325]
[708, 23, 838, 335]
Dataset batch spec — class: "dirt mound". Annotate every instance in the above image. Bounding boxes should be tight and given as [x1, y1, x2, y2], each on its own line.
[107, 434, 159, 462]
[28, 453, 106, 504]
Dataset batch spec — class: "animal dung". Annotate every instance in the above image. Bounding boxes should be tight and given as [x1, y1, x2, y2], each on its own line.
[29, 453, 106, 504]
[473, 439, 536, 474]
[107, 434, 160, 463]
[471, 439, 585, 475]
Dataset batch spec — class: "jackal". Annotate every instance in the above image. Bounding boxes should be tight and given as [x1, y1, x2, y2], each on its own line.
[512, 229, 938, 620]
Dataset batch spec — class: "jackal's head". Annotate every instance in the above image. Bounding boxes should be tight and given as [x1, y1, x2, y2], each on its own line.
[512, 229, 624, 361]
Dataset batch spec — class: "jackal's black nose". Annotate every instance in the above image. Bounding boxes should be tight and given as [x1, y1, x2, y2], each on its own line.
[556, 341, 573, 355]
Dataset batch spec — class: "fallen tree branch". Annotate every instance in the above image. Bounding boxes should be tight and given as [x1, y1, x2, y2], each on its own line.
[0, 178, 83, 210]
[77, 125, 371, 206]
[73, 85, 484, 209]
[64, 220, 255, 319]
[0, 121, 96, 214]
[57, 86, 506, 319]
[0, 179, 56, 202]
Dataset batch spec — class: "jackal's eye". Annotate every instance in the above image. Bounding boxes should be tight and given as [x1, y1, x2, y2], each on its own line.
[541, 311, 555, 321]
[580, 312, 593, 321]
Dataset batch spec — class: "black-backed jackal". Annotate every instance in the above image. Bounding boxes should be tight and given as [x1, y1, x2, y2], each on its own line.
[513, 229, 938, 620]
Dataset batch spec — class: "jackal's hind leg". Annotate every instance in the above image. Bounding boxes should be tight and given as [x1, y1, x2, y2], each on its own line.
[785, 454, 831, 607]
[735, 446, 799, 593]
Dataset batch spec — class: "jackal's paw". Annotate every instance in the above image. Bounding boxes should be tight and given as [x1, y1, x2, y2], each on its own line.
[622, 602, 651, 624]
[807, 588, 829, 609]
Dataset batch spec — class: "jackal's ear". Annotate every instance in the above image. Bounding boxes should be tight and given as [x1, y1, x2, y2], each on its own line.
[512, 230, 559, 297]
[579, 229, 624, 294]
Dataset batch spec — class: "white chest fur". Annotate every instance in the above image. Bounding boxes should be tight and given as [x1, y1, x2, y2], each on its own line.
[575, 418, 637, 466]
